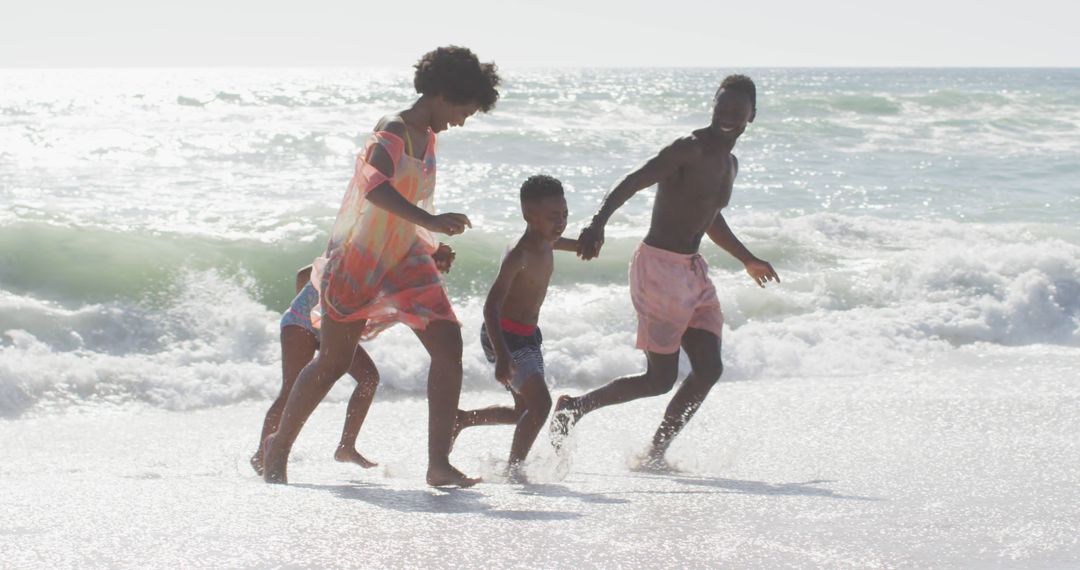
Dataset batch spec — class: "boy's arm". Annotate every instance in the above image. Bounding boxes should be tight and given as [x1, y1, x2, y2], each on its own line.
[483, 249, 526, 386]
[578, 139, 695, 260]
[295, 265, 313, 294]
[553, 237, 579, 252]
[706, 212, 780, 288]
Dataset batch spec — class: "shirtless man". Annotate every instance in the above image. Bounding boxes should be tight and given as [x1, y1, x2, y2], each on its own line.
[551, 75, 780, 470]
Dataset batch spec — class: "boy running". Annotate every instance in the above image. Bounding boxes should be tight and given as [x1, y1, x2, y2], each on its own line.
[482, 175, 577, 482]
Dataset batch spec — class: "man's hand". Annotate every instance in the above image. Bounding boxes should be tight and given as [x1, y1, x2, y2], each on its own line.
[494, 354, 514, 387]
[576, 223, 605, 260]
[433, 243, 455, 273]
[424, 213, 472, 236]
[744, 257, 780, 288]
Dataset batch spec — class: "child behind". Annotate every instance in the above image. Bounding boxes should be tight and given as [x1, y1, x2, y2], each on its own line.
[482, 174, 577, 483]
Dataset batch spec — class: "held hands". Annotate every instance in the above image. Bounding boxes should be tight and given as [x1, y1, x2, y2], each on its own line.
[744, 257, 780, 288]
[433, 243, 456, 273]
[494, 353, 515, 387]
[425, 213, 472, 236]
[576, 223, 605, 260]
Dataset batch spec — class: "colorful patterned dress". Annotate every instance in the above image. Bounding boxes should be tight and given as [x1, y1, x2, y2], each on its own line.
[310, 128, 457, 339]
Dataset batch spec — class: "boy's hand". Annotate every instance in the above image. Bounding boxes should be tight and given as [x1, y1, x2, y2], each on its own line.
[577, 224, 605, 260]
[494, 354, 515, 387]
[425, 213, 472, 236]
[433, 243, 455, 273]
[744, 257, 780, 288]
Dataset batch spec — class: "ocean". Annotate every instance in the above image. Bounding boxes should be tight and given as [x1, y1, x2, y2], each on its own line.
[1, 68, 1079, 568]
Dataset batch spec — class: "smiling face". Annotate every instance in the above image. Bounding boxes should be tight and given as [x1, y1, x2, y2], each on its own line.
[523, 195, 569, 242]
[710, 89, 756, 140]
[430, 97, 481, 133]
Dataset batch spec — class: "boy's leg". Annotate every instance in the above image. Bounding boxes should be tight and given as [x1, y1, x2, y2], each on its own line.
[551, 350, 680, 441]
[412, 320, 481, 487]
[508, 374, 553, 482]
[252, 326, 318, 475]
[335, 344, 380, 469]
[262, 316, 368, 484]
[646, 328, 723, 463]
[456, 394, 523, 431]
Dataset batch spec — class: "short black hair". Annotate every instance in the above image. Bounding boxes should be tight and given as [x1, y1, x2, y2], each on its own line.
[520, 174, 564, 204]
[715, 74, 756, 109]
[414, 46, 501, 112]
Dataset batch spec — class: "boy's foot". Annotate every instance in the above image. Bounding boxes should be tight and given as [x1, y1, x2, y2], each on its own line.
[250, 451, 264, 476]
[549, 395, 583, 451]
[426, 463, 482, 488]
[334, 446, 378, 469]
[261, 435, 288, 484]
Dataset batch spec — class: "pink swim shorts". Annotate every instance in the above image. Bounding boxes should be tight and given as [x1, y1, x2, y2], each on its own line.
[629, 241, 725, 354]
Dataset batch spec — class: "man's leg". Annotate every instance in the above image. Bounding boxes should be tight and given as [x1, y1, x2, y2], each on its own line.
[262, 316, 368, 484]
[647, 327, 723, 463]
[335, 344, 380, 468]
[551, 350, 681, 443]
[412, 320, 481, 487]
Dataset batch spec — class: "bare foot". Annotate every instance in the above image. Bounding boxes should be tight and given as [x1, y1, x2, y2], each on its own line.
[549, 395, 582, 451]
[250, 450, 264, 476]
[506, 463, 529, 484]
[426, 463, 482, 488]
[261, 435, 288, 484]
[334, 446, 378, 469]
[632, 452, 681, 474]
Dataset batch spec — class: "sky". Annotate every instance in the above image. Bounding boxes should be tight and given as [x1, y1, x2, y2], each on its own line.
[2, 0, 1078, 68]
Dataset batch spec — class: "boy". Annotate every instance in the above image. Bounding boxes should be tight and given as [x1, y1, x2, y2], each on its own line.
[551, 75, 780, 470]
[482, 174, 578, 482]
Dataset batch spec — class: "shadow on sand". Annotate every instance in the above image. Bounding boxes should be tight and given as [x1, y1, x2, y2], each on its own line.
[577, 471, 880, 502]
[292, 481, 585, 520]
[516, 482, 631, 505]
[672, 476, 879, 501]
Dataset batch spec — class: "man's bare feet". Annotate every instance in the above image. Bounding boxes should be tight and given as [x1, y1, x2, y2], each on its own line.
[250, 451, 264, 476]
[426, 463, 482, 488]
[506, 463, 529, 484]
[632, 451, 680, 474]
[334, 446, 378, 469]
[261, 435, 288, 484]
[549, 395, 582, 451]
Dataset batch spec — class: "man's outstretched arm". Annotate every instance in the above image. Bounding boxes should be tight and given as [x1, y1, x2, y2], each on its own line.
[706, 212, 780, 288]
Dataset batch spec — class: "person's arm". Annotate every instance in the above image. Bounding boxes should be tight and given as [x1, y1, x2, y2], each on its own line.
[577, 139, 695, 259]
[554, 237, 579, 252]
[366, 184, 472, 236]
[295, 265, 313, 294]
[705, 212, 780, 288]
[483, 248, 526, 386]
[362, 125, 472, 236]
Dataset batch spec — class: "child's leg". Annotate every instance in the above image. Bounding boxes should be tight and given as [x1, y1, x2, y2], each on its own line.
[456, 394, 523, 431]
[252, 326, 318, 475]
[412, 320, 481, 487]
[508, 375, 553, 482]
[647, 328, 722, 463]
[262, 316, 368, 484]
[451, 394, 524, 450]
[334, 344, 380, 468]
[551, 350, 681, 442]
